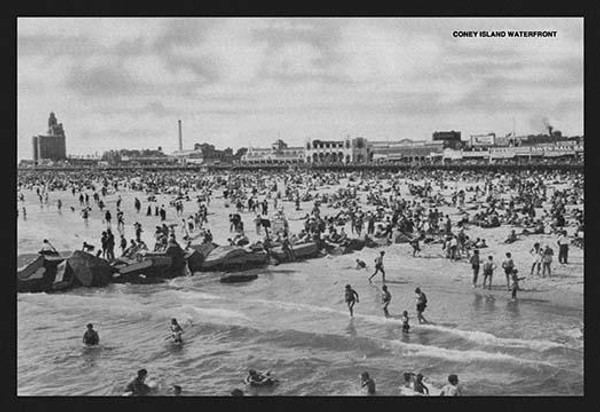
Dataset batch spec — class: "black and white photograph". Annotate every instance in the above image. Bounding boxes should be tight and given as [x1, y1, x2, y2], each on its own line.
[16, 17, 584, 396]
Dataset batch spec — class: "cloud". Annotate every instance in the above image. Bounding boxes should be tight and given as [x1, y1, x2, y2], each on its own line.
[16, 17, 584, 160]
[65, 64, 141, 96]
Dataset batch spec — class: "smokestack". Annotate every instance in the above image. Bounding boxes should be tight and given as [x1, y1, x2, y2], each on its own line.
[178, 120, 183, 152]
[548, 125, 553, 136]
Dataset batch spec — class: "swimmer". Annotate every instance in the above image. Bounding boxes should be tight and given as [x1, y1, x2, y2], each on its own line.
[82, 323, 99, 346]
[230, 388, 244, 397]
[125, 369, 151, 396]
[170, 318, 183, 343]
[401, 372, 415, 389]
[171, 385, 182, 396]
[360, 371, 376, 395]
[344, 284, 360, 317]
[381, 285, 391, 318]
[401, 311, 410, 333]
[440, 374, 462, 396]
[245, 369, 274, 387]
[413, 373, 429, 395]
[355, 258, 367, 270]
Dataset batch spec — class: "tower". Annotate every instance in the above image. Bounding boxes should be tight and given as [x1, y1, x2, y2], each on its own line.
[178, 120, 183, 152]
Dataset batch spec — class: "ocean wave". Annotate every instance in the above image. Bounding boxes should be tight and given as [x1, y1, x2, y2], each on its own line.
[387, 339, 555, 366]
[180, 304, 251, 322]
[416, 324, 565, 351]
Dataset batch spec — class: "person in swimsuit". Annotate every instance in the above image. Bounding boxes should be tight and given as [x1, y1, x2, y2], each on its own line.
[82, 323, 99, 346]
[501, 252, 515, 291]
[413, 373, 429, 395]
[440, 374, 462, 396]
[415, 287, 428, 324]
[368, 251, 386, 283]
[345, 284, 360, 317]
[510, 269, 526, 300]
[355, 258, 367, 270]
[125, 369, 151, 396]
[360, 371, 376, 395]
[170, 318, 183, 343]
[401, 311, 410, 333]
[171, 385, 182, 396]
[381, 285, 392, 318]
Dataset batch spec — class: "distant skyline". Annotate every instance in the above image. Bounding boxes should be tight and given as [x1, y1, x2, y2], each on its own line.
[18, 18, 583, 160]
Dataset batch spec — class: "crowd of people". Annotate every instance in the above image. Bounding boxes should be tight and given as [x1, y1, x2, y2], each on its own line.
[17, 165, 584, 396]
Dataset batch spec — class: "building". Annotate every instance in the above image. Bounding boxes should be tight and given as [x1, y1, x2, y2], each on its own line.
[32, 112, 67, 163]
[305, 137, 369, 164]
[242, 139, 304, 164]
[370, 139, 444, 162]
[432, 130, 462, 149]
[469, 133, 496, 148]
[171, 148, 205, 165]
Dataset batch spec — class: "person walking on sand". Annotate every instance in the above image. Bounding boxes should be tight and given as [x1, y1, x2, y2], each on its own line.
[557, 230, 569, 264]
[381, 285, 392, 318]
[344, 284, 360, 317]
[481, 256, 496, 290]
[414, 287, 428, 324]
[368, 251, 386, 283]
[530, 243, 542, 276]
[541, 244, 554, 278]
[501, 252, 515, 291]
[469, 249, 481, 288]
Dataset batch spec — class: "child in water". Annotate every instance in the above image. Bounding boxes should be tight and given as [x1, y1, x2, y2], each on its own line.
[345, 284, 360, 317]
[360, 372, 376, 395]
[401, 311, 410, 333]
[413, 373, 429, 395]
[170, 318, 183, 343]
[381, 285, 391, 318]
[510, 269, 526, 300]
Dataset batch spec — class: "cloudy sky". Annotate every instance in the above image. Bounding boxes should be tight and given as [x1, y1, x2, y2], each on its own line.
[17, 17, 583, 159]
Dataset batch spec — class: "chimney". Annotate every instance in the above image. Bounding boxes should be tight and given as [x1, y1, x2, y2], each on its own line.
[178, 120, 183, 152]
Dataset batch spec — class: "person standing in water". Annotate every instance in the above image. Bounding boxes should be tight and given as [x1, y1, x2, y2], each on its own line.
[401, 311, 410, 333]
[501, 252, 515, 291]
[368, 251, 386, 283]
[510, 269, 526, 301]
[82, 323, 99, 346]
[414, 287, 428, 324]
[440, 374, 462, 396]
[481, 255, 496, 290]
[360, 372, 376, 395]
[344, 284, 360, 317]
[413, 373, 429, 395]
[470, 249, 481, 288]
[125, 369, 151, 396]
[381, 285, 392, 318]
[170, 318, 183, 343]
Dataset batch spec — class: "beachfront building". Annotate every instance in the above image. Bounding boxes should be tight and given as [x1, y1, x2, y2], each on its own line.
[242, 139, 305, 164]
[304, 137, 370, 164]
[171, 148, 205, 165]
[433, 130, 463, 150]
[468, 133, 496, 148]
[370, 139, 444, 162]
[32, 112, 67, 163]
